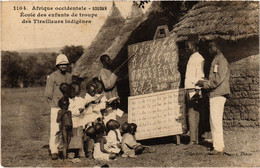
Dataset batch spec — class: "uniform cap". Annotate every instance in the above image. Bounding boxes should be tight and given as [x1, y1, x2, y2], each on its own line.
[56, 54, 69, 66]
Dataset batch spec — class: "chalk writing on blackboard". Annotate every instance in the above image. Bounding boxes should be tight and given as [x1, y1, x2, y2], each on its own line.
[128, 35, 180, 96]
[128, 89, 186, 140]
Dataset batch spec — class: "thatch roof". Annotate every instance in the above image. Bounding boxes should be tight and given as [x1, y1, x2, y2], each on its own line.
[74, 1, 195, 79]
[172, 1, 259, 41]
[77, 2, 145, 79]
[72, 2, 125, 76]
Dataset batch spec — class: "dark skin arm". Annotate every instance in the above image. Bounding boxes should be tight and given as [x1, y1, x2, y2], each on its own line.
[56, 110, 64, 123]
[99, 137, 110, 153]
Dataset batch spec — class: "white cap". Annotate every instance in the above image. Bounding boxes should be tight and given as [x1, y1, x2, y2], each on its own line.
[56, 54, 69, 66]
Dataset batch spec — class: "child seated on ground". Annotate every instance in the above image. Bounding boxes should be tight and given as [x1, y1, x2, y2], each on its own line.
[93, 123, 116, 160]
[105, 119, 122, 154]
[121, 123, 144, 158]
[56, 96, 73, 159]
[83, 118, 105, 159]
[83, 124, 96, 159]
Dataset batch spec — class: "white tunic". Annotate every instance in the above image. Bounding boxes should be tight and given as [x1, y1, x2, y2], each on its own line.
[185, 52, 205, 90]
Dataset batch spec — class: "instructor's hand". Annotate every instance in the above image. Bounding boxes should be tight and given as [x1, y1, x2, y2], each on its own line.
[196, 80, 205, 87]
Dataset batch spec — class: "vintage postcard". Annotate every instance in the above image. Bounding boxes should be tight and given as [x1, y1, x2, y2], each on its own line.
[1, 1, 259, 167]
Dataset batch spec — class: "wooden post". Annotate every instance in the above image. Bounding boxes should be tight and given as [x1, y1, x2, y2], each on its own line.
[176, 135, 181, 145]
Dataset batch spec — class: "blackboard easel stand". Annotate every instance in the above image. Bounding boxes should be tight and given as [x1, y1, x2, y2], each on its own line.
[176, 135, 181, 145]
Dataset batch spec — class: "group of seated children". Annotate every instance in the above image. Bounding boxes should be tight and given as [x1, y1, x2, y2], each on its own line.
[56, 79, 142, 160]
[84, 119, 145, 160]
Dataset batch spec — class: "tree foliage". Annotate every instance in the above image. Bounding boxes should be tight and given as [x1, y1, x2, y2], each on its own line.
[2, 51, 57, 88]
[137, 0, 150, 9]
[60, 45, 84, 64]
[137, 1, 198, 19]
[1, 51, 24, 87]
[2, 45, 84, 88]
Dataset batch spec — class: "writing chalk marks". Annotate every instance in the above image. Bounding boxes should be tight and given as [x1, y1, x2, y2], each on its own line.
[128, 89, 186, 140]
[128, 36, 180, 96]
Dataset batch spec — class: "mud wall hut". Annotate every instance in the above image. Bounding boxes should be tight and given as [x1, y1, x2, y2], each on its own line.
[172, 1, 259, 127]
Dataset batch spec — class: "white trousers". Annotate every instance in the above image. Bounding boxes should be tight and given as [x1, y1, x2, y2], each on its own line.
[209, 96, 226, 152]
[49, 107, 61, 154]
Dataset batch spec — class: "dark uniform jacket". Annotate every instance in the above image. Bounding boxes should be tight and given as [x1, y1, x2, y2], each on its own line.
[202, 53, 230, 98]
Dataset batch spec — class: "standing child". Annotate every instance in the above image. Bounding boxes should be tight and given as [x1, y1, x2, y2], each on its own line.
[93, 123, 116, 160]
[78, 82, 103, 125]
[69, 82, 85, 116]
[56, 96, 73, 159]
[68, 82, 87, 157]
[92, 79, 107, 115]
[106, 119, 122, 154]
[121, 123, 143, 158]
[59, 83, 71, 98]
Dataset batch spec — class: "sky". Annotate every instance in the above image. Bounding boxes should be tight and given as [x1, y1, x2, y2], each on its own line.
[1, 1, 151, 51]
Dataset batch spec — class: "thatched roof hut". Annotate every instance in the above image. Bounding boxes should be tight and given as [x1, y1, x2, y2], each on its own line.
[75, 1, 187, 80]
[77, 1, 145, 79]
[172, 1, 259, 127]
[172, 1, 259, 41]
[72, 2, 125, 77]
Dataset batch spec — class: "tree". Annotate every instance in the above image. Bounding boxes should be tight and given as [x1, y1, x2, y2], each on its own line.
[1, 51, 24, 87]
[60, 45, 84, 65]
[137, 1, 198, 21]
[137, 0, 150, 9]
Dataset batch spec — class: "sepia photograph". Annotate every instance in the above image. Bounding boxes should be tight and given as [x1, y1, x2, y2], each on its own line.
[1, 0, 259, 167]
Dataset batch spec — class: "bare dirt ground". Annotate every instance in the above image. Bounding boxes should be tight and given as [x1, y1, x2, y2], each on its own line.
[1, 87, 260, 167]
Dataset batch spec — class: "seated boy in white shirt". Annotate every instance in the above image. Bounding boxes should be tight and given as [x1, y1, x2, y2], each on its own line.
[92, 78, 123, 124]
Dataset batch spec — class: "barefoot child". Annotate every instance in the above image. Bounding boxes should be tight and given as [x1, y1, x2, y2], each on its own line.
[56, 96, 73, 159]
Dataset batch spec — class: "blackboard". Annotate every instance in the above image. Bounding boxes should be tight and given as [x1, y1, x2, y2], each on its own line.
[128, 35, 180, 96]
[128, 88, 186, 140]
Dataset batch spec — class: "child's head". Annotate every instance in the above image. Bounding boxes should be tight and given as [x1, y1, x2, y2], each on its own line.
[92, 77, 104, 94]
[121, 122, 130, 134]
[106, 119, 120, 132]
[128, 123, 137, 135]
[114, 120, 120, 129]
[58, 96, 70, 110]
[100, 54, 112, 69]
[85, 126, 96, 139]
[59, 83, 71, 97]
[86, 82, 96, 97]
[71, 82, 80, 96]
[94, 122, 106, 136]
[135, 145, 144, 155]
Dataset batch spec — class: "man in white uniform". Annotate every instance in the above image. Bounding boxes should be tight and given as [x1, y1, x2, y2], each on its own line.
[45, 54, 71, 160]
[98, 54, 118, 100]
[185, 39, 205, 145]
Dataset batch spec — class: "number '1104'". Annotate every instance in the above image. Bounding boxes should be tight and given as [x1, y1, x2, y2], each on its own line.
[13, 6, 27, 10]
